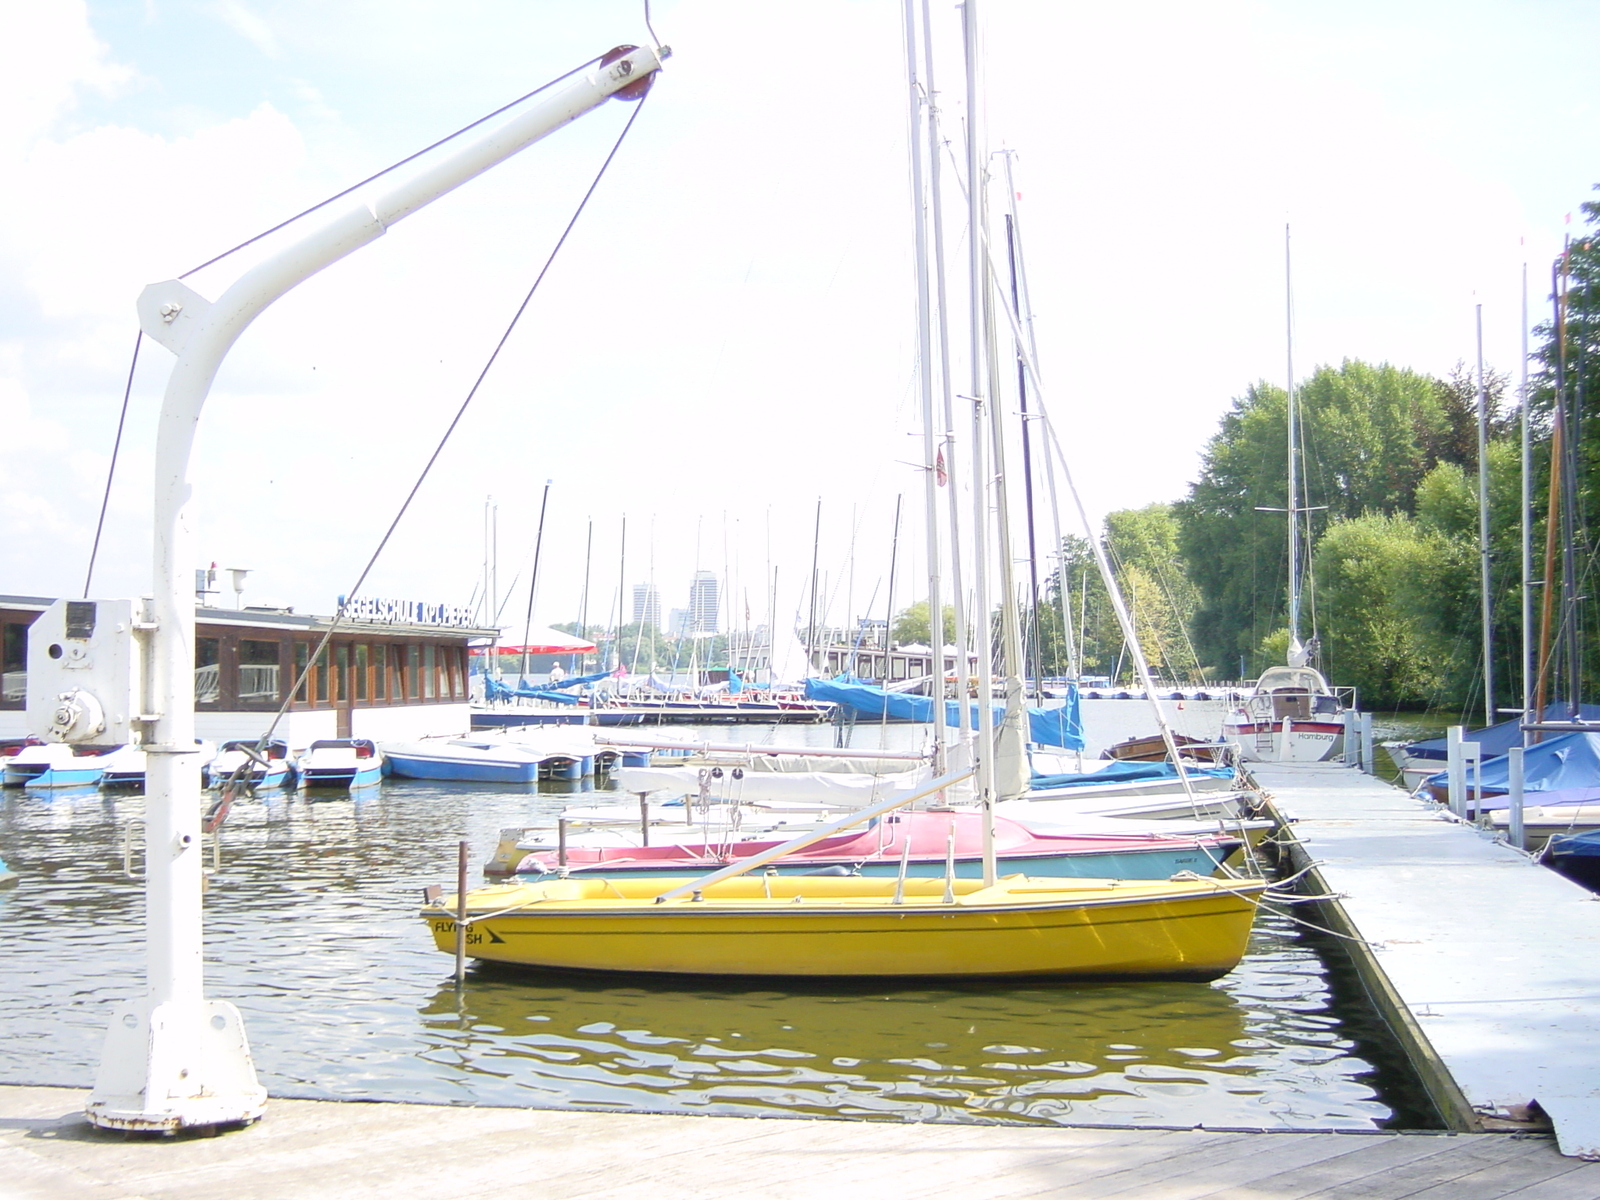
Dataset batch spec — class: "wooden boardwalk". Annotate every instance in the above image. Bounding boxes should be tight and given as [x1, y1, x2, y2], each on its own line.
[1252, 761, 1600, 1161]
[3, 1085, 1598, 1200]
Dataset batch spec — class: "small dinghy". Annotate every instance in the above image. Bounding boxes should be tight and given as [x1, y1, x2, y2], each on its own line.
[297, 739, 384, 790]
[206, 740, 294, 790]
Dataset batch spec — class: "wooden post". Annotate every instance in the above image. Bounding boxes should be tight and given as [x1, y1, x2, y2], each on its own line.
[454, 839, 468, 986]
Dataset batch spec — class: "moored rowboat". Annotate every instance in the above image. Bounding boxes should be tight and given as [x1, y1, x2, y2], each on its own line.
[422, 873, 1267, 981]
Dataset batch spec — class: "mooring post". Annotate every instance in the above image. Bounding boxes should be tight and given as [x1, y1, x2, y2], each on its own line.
[1507, 746, 1525, 851]
[1446, 726, 1464, 816]
[1360, 712, 1374, 774]
[454, 839, 468, 986]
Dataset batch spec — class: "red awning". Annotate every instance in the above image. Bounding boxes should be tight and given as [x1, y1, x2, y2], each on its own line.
[470, 628, 595, 655]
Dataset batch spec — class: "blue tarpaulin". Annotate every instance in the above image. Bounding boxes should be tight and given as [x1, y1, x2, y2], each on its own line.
[1422, 731, 1600, 797]
[1406, 703, 1600, 762]
[803, 677, 1084, 751]
[544, 670, 610, 691]
[483, 676, 582, 704]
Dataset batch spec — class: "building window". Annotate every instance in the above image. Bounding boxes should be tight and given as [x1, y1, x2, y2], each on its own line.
[334, 643, 349, 705]
[422, 644, 436, 700]
[239, 639, 282, 707]
[196, 638, 221, 705]
[1, 622, 26, 707]
[407, 645, 421, 700]
[355, 644, 369, 702]
[374, 646, 387, 701]
[294, 642, 309, 703]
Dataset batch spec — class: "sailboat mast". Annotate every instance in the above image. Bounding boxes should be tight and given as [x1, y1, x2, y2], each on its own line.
[1533, 253, 1567, 730]
[1520, 262, 1533, 731]
[922, 0, 970, 736]
[963, 0, 999, 886]
[519, 479, 552, 680]
[1005, 206, 1043, 701]
[903, 0, 948, 771]
[1558, 246, 1583, 715]
[578, 517, 593, 672]
[1284, 224, 1301, 655]
[1476, 306, 1494, 726]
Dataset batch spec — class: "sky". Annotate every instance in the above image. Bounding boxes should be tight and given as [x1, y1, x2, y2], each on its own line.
[2, 0, 1596, 640]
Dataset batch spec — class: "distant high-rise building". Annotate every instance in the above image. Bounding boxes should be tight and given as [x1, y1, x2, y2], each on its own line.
[631, 583, 661, 629]
[688, 570, 720, 633]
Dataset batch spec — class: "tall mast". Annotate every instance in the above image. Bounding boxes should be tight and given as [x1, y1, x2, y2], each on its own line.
[1476, 305, 1493, 726]
[578, 517, 593, 671]
[903, 0, 947, 770]
[923, 0, 970, 735]
[519, 479, 553, 681]
[1004, 201, 1043, 701]
[1284, 224, 1301, 657]
[963, 0, 997, 885]
[1520, 263, 1532, 731]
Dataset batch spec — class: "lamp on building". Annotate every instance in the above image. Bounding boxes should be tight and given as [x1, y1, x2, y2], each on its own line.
[225, 568, 251, 610]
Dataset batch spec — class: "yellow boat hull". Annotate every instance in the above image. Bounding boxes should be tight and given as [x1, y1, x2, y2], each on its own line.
[423, 874, 1266, 981]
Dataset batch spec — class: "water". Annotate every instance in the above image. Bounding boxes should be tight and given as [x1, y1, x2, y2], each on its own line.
[0, 705, 1411, 1130]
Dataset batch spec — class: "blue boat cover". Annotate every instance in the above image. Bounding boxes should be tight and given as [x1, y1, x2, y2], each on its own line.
[1547, 829, 1600, 859]
[1422, 731, 1600, 796]
[544, 670, 610, 691]
[1030, 761, 1234, 789]
[1406, 703, 1600, 762]
[483, 676, 582, 704]
[804, 678, 1084, 750]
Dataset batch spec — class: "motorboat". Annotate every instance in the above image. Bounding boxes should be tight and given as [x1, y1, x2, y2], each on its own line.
[205, 740, 294, 790]
[422, 872, 1268, 980]
[99, 740, 217, 790]
[297, 739, 384, 790]
[3, 742, 113, 789]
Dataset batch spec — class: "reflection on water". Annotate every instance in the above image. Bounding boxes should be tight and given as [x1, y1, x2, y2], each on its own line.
[0, 717, 1400, 1129]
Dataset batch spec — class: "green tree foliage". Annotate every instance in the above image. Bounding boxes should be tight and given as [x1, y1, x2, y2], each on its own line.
[891, 599, 956, 646]
[1312, 514, 1439, 708]
[1176, 360, 1479, 678]
[1105, 505, 1203, 680]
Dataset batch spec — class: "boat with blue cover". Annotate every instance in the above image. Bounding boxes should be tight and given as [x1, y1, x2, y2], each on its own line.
[1543, 829, 1600, 891]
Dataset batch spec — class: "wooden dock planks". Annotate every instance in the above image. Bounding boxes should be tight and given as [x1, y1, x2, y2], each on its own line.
[2, 1086, 1598, 1200]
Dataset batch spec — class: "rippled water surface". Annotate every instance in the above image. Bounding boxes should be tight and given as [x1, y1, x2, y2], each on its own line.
[0, 710, 1402, 1130]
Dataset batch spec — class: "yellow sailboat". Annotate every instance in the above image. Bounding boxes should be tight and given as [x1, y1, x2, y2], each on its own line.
[421, 767, 1269, 982]
[422, 872, 1266, 981]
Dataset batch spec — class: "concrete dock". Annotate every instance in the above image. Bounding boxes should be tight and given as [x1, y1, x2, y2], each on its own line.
[4, 1084, 1598, 1199]
[1253, 761, 1600, 1160]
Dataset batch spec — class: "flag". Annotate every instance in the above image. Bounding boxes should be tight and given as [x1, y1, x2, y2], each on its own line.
[935, 447, 947, 487]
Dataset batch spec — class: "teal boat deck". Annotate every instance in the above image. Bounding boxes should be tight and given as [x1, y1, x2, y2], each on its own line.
[3, 1085, 1596, 1199]
[1251, 761, 1600, 1159]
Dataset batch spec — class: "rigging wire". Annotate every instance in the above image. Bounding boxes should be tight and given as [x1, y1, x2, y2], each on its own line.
[86, 56, 611, 604]
[83, 330, 144, 596]
[179, 56, 603, 281]
[225, 89, 652, 776]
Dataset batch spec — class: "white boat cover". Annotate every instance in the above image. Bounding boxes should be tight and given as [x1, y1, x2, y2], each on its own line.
[613, 765, 931, 807]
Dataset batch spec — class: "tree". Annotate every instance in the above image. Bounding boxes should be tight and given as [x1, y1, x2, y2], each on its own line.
[891, 600, 955, 647]
[1176, 360, 1477, 678]
[1312, 514, 1440, 709]
[1104, 505, 1203, 679]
